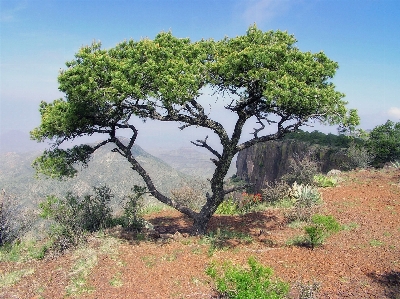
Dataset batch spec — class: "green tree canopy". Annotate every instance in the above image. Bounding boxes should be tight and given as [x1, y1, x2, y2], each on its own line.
[367, 120, 400, 166]
[31, 26, 359, 234]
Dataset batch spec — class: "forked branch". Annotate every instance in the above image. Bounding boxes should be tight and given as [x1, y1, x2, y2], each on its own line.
[191, 135, 221, 163]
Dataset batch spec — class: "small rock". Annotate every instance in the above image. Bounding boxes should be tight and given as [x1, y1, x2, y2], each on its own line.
[172, 231, 182, 241]
[159, 233, 174, 239]
[327, 169, 341, 176]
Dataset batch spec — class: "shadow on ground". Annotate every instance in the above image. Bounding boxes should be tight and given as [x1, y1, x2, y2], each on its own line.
[368, 271, 400, 299]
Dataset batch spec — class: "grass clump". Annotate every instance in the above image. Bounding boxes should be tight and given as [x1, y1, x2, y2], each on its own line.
[66, 247, 98, 296]
[0, 240, 50, 262]
[0, 268, 35, 289]
[216, 193, 263, 215]
[206, 257, 289, 299]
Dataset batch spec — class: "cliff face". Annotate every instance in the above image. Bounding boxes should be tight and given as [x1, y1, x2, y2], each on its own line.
[236, 140, 348, 192]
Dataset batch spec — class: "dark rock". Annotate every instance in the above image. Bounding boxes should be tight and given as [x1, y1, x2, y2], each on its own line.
[236, 139, 349, 193]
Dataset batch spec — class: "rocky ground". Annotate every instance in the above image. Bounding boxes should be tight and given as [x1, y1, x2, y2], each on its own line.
[1, 168, 399, 298]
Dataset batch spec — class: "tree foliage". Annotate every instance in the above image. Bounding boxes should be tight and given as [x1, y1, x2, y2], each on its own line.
[367, 120, 400, 166]
[31, 26, 359, 234]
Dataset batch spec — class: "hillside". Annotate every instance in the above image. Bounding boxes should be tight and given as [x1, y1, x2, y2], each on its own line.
[0, 168, 399, 298]
[148, 147, 236, 179]
[0, 142, 209, 210]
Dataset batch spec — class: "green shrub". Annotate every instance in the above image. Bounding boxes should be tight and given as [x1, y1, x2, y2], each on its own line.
[367, 120, 400, 166]
[116, 186, 145, 231]
[216, 198, 239, 215]
[313, 174, 337, 187]
[206, 257, 289, 299]
[343, 142, 374, 170]
[304, 214, 341, 249]
[80, 186, 113, 232]
[39, 186, 114, 252]
[216, 193, 263, 215]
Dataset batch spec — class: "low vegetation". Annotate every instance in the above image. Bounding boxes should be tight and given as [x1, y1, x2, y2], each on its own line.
[0, 193, 33, 246]
[1, 123, 400, 297]
[206, 257, 289, 299]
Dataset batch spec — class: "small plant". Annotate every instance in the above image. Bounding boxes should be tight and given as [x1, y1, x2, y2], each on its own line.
[262, 180, 291, 204]
[116, 186, 145, 231]
[109, 272, 123, 287]
[304, 226, 325, 249]
[390, 160, 400, 168]
[141, 255, 157, 268]
[295, 281, 320, 299]
[304, 214, 341, 249]
[287, 183, 322, 221]
[215, 198, 238, 215]
[238, 192, 262, 214]
[369, 239, 384, 247]
[206, 257, 289, 299]
[216, 193, 263, 215]
[313, 174, 337, 187]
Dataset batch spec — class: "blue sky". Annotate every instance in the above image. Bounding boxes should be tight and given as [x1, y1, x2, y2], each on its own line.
[1, 0, 399, 151]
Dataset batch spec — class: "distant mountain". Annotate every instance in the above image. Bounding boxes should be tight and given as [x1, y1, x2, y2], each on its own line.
[0, 142, 209, 211]
[149, 147, 236, 179]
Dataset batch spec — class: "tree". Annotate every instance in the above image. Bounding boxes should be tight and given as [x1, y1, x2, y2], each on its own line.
[367, 120, 400, 166]
[31, 26, 359, 234]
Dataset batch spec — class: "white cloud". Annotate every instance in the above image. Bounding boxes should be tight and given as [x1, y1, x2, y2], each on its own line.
[388, 107, 400, 119]
[242, 0, 291, 24]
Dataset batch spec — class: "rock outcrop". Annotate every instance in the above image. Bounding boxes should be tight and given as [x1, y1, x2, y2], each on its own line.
[236, 139, 349, 192]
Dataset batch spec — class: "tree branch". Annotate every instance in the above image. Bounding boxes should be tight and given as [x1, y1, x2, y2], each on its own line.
[111, 137, 198, 220]
[190, 135, 222, 161]
[223, 183, 252, 195]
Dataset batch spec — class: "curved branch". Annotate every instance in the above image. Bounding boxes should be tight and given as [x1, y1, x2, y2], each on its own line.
[190, 135, 221, 160]
[111, 137, 198, 220]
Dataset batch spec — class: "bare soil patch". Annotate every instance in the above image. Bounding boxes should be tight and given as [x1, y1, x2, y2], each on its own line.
[1, 168, 399, 298]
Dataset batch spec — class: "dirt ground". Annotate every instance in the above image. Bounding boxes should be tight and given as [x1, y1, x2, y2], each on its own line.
[1, 168, 399, 299]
